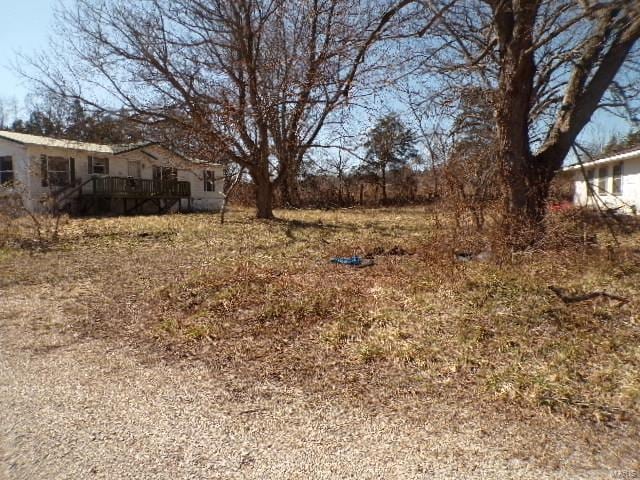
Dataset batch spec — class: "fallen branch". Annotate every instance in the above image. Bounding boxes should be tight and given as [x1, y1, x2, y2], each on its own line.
[237, 408, 268, 416]
[548, 286, 629, 305]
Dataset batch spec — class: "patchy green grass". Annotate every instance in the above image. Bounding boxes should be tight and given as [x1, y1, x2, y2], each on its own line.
[1, 206, 639, 425]
[0, 247, 15, 262]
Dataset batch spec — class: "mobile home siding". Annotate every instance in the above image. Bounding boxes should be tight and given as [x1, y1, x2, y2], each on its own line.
[0, 135, 225, 214]
[571, 155, 640, 214]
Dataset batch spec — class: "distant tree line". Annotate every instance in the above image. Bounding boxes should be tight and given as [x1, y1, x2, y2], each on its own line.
[232, 112, 434, 208]
[3, 98, 142, 145]
[600, 128, 640, 156]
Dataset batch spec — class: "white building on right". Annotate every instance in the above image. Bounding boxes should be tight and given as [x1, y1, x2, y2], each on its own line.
[563, 146, 640, 214]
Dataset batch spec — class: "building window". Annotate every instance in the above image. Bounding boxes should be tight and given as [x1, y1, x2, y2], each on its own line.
[612, 163, 623, 195]
[152, 166, 177, 182]
[204, 170, 215, 192]
[88, 156, 109, 175]
[597, 165, 608, 194]
[0, 156, 13, 185]
[43, 156, 75, 187]
[586, 168, 595, 197]
[127, 160, 141, 178]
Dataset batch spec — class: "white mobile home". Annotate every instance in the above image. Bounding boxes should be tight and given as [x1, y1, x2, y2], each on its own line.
[562, 146, 640, 214]
[0, 131, 225, 215]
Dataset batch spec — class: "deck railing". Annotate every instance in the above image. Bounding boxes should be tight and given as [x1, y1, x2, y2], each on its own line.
[87, 176, 191, 198]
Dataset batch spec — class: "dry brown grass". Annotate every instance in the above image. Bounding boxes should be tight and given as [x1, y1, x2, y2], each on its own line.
[1, 206, 639, 428]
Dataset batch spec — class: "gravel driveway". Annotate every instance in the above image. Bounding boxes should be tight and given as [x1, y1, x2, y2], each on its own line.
[0, 286, 635, 480]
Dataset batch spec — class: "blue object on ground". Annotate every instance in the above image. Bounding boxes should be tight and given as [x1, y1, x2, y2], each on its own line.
[330, 256, 362, 266]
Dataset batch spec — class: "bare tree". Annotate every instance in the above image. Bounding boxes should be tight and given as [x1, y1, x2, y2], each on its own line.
[0, 175, 69, 249]
[326, 151, 355, 205]
[441, 87, 499, 229]
[304, 148, 359, 207]
[265, 0, 405, 206]
[219, 164, 245, 225]
[411, 0, 640, 245]
[403, 88, 456, 199]
[24, 0, 424, 219]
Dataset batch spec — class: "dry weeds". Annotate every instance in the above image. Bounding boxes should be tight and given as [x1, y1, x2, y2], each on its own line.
[1, 206, 639, 431]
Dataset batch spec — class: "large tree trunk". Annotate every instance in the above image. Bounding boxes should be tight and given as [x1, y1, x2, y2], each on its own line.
[501, 154, 551, 243]
[252, 164, 275, 219]
[492, 1, 542, 247]
[255, 180, 274, 219]
[279, 165, 300, 207]
[497, 122, 550, 247]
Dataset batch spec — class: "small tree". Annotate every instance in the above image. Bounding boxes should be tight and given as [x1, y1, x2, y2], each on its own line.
[360, 113, 418, 203]
[442, 87, 499, 230]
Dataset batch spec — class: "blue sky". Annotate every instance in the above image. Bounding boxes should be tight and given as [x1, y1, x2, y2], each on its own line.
[0, 0, 60, 106]
[0, 0, 633, 149]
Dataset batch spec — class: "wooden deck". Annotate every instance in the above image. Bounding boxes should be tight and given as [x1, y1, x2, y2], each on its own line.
[52, 176, 194, 215]
[86, 176, 191, 199]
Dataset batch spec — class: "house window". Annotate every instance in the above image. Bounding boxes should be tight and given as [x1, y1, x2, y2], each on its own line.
[586, 169, 595, 197]
[612, 163, 623, 195]
[204, 170, 215, 192]
[43, 156, 75, 187]
[127, 160, 141, 178]
[88, 156, 109, 175]
[597, 165, 608, 194]
[0, 156, 13, 185]
[153, 166, 177, 182]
